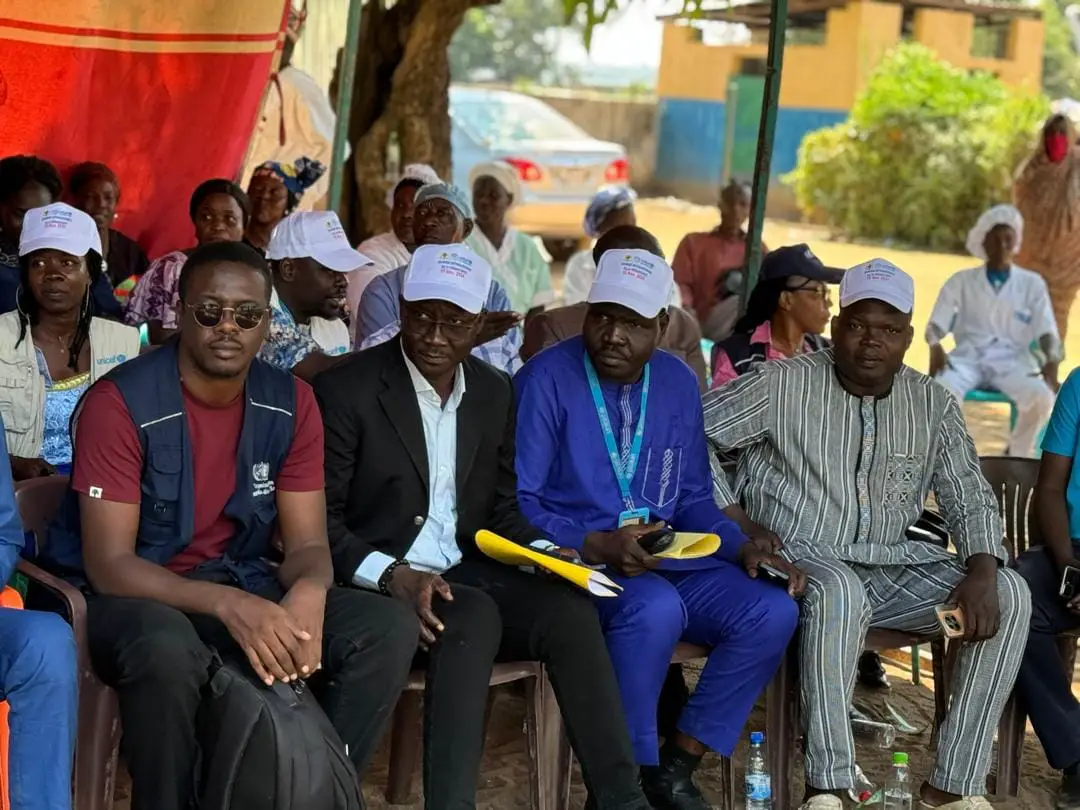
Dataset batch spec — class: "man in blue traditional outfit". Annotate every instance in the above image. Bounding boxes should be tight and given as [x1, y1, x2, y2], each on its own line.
[514, 245, 803, 810]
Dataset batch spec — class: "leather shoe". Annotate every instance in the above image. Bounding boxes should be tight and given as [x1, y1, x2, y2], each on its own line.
[641, 743, 710, 810]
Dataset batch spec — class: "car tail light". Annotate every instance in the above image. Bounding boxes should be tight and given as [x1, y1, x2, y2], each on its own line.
[504, 158, 544, 183]
[604, 158, 630, 184]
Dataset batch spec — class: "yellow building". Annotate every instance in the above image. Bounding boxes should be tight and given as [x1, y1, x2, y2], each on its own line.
[653, 0, 1044, 202]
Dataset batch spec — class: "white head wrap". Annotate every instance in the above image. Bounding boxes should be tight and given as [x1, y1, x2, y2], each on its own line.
[468, 161, 521, 207]
[386, 164, 441, 208]
[965, 204, 1024, 261]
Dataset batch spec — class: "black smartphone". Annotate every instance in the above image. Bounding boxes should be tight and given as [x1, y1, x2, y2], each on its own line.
[1060, 565, 1080, 601]
[638, 528, 675, 555]
[757, 562, 790, 587]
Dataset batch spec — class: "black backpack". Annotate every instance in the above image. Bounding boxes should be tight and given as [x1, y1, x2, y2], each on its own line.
[197, 654, 364, 810]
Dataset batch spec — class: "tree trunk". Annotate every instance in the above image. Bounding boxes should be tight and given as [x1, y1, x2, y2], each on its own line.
[346, 0, 495, 240]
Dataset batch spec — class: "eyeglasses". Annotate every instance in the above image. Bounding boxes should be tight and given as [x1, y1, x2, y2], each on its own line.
[403, 307, 480, 339]
[786, 282, 829, 300]
[186, 304, 267, 331]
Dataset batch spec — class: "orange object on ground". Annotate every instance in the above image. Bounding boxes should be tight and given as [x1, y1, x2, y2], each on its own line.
[0, 586, 25, 810]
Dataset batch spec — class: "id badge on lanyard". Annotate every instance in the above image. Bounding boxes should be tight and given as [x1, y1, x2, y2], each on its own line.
[584, 353, 651, 528]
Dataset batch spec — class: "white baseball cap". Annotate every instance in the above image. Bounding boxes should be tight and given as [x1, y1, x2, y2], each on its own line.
[267, 211, 373, 273]
[588, 249, 674, 319]
[403, 244, 491, 315]
[839, 258, 915, 314]
[19, 203, 102, 258]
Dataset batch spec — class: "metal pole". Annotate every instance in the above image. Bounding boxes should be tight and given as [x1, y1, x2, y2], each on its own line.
[328, 0, 364, 214]
[740, 0, 789, 311]
[721, 78, 739, 185]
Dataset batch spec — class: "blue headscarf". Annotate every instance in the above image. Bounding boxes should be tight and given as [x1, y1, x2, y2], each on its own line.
[583, 187, 636, 238]
[252, 157, 326, 211]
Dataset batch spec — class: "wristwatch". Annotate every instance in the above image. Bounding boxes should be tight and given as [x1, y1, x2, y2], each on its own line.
[378, 559, 410, 595]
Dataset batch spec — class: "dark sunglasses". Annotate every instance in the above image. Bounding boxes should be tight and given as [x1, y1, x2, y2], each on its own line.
[186, 303, 267, 331]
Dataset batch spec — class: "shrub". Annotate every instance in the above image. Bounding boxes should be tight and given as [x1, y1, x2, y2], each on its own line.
[784, 43, 1049, 251]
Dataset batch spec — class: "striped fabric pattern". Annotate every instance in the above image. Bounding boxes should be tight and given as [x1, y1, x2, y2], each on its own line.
[702, 349, 1007, 565]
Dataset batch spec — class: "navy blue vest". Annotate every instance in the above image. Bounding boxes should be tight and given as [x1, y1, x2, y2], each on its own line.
[44, 341, 297, 592]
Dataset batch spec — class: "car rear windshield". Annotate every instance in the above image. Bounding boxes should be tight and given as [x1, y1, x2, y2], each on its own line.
[451, 95, 588, 145]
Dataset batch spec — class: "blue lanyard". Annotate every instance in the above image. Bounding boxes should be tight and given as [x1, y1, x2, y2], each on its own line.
[584, 353, 650, 511]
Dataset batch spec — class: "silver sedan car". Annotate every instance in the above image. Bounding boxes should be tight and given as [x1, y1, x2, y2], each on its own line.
[449, 86, 629, 251]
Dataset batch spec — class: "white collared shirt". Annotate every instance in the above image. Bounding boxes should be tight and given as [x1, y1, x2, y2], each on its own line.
[353, 346, 467, 589]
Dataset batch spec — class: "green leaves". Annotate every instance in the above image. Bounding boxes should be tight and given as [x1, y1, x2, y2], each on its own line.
[561, 0, 703, 48]
[785, 42, 1049, 252]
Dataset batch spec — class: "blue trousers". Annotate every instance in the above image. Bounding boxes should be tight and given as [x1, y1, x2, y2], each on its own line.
[1014, 544, 1080, 770]
[0, 608, 77, 810]
[594, 562, 798, 764]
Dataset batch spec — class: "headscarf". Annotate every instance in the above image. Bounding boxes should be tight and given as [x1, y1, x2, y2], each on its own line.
[965, 204, 1024, 261]
[468, 161, 521, 207]
[1013, 115, 1080, 339]
[252, 157, 326, 212]
[385, 163, 440, 208]
[583, 187, 637, 238]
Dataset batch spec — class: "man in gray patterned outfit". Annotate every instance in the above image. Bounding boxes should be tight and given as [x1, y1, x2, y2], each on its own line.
[703, 258, 1031, 810]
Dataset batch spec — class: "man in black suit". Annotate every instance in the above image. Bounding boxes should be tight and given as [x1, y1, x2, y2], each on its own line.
[314, 243, 649, 810]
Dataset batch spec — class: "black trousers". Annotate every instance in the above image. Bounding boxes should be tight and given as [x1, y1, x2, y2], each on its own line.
[419, 558, 649, 810]
[86, 584, 418, 810]
[1014, 545, 1080, 770]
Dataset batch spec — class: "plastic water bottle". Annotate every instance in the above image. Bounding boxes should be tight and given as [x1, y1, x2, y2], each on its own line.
[745, 731, 772, 810]
[882, 752, 912, 810]
[851, 717, 897, 748]
[848, 763, 876, 804]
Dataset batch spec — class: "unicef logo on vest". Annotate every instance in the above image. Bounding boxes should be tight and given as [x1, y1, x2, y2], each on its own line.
[96, 354, 126, 365]
[252, 462, 275, 498]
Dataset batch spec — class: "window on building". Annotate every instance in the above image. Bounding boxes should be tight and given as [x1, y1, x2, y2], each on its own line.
[971, 17, 1011, 59]
[739, 57, 768, 75]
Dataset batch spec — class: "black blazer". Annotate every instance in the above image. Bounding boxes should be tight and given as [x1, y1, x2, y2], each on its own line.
[313, 337, 546, 584]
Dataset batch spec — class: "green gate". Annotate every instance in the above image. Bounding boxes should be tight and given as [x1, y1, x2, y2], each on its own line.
[722, 75, 766, 182]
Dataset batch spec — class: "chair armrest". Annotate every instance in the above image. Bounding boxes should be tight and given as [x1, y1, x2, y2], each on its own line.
[17, 559, 93, 677]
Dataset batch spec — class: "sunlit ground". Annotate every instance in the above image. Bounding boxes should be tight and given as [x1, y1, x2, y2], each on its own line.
[633, 197, 1080, 378]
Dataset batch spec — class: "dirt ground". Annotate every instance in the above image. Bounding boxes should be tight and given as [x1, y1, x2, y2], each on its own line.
[113, 201, 1070, 809]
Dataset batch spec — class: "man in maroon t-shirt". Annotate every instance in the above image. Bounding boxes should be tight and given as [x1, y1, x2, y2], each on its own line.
[70, 242, 418, 810]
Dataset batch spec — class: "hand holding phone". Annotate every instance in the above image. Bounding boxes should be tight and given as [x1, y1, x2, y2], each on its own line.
[1059, 565, 1080, 602]
[638, 528, 675, 555]
[935, 605, 966, 639]
[757, 562, 790, 588]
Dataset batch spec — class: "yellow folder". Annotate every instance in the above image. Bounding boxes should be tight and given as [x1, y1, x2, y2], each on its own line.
[655, 533, 722, 560]
[475, 531, 623, 598]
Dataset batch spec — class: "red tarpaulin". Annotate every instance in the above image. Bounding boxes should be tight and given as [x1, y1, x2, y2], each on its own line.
[0, 1, 288, 259]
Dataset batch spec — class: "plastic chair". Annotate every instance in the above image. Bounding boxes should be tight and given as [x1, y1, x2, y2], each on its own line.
[979, 455, 1075, 797]
[14, 477, 121, 810]
[385, 663, 563, 809]
[765, 629, 949, 810]
[547, 642, 737, 810]
[700, 338, 715, 380]
[964, 388, 1047, 457]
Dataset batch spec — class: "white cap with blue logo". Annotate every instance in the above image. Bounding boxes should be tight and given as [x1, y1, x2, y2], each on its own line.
[403, 243, 492, 314]
[588, 249, 674, 319]
[19, 203, 102, 259]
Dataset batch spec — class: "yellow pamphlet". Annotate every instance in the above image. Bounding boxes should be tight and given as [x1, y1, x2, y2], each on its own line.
[475, 531, 623, 598]
[655, 533, 721, 560]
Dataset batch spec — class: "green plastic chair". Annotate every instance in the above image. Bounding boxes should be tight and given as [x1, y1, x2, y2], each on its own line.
[964, 387, 1047, 457]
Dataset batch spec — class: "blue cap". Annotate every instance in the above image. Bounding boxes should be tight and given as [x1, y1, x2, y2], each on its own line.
[750, 732, 764, 744]
[414, 182, 474, 221]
